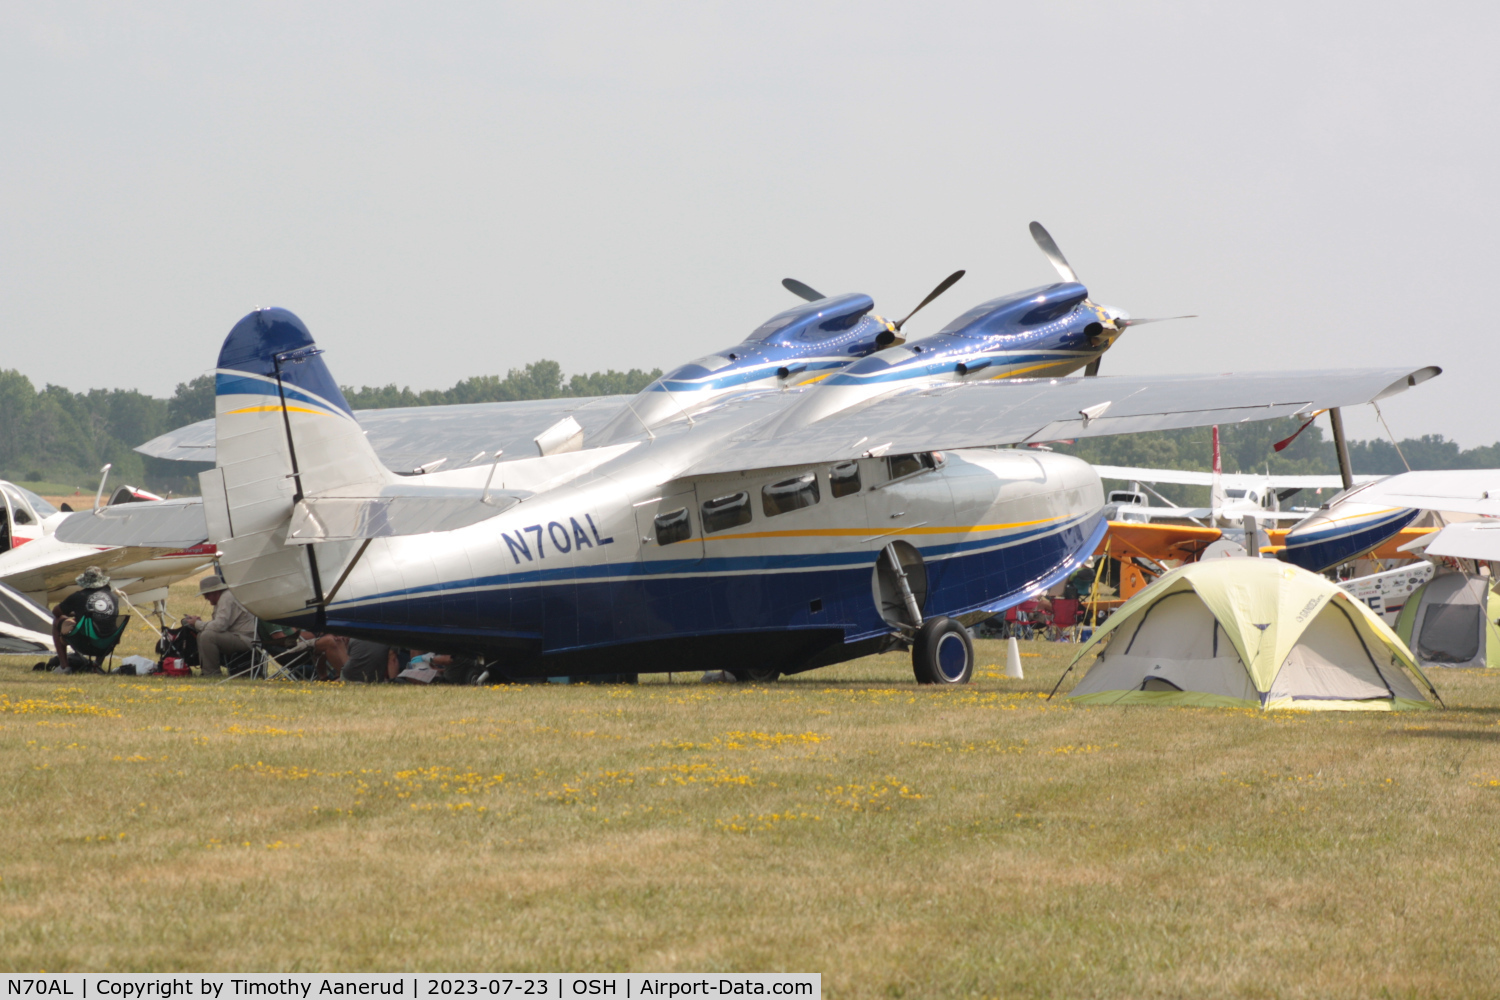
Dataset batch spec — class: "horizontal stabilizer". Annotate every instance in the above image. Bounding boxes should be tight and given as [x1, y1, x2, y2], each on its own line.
[54, 498, 209, 549]
[285, 490, 527, 544]
[136, 395, 634, 470]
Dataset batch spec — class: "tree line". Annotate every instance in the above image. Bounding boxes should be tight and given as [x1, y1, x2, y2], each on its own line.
[0, 361, 661, 494]
[1, 364, 1493, 498]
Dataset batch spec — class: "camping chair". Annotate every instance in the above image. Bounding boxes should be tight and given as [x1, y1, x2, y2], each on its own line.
[1048, 598, 1080, 641]
[66, 614, 130, 672]
[257, 620, 321, 681]
[1003, 606, 1029, 640]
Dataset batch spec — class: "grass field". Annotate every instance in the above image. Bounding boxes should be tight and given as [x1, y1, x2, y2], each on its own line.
[3, 576, 1500, 997]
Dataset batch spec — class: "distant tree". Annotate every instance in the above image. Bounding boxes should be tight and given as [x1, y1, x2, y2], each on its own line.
[341, 361, 662, 410]
[168, 374, 216, 427]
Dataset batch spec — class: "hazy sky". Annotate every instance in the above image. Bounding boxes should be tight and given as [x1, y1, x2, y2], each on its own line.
[4, 2, 1497, 445]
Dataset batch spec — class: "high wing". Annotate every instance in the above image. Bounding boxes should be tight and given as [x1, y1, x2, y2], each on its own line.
[1093, 466, 1373, 490]
[1419, 520, 1500, 561]
[136, 395, 634, 471]
[687, 367, 1439, 476]
[0, 539, 172, 597]
[1351, 469, 1500, 518]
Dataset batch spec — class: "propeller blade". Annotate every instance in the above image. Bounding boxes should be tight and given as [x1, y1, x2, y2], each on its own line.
[893, 269, 966, 332]
[782, 278, 825, 302]
[1029, 222, 1079, 283]
[1117, 314, 1196, 328]
[1083, 359, 1102, 377]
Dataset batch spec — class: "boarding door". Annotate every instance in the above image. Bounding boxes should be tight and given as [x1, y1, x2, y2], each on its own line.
[632, 489, 705, 566]
[620, 489, 704, 641]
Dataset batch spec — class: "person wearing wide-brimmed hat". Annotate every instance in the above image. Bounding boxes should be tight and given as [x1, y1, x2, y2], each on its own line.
[50, 566, 120, 673]
[183, 574, 256, 677]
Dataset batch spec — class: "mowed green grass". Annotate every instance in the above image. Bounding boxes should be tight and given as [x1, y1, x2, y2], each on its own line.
[3, 580, 1500, 997]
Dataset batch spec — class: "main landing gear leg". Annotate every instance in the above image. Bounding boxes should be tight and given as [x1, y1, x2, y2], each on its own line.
[883, 543, 973, 685]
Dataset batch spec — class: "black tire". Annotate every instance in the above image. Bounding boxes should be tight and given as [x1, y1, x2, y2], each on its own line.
[729, 665, 781, 684]
[912, 617, 973, 685]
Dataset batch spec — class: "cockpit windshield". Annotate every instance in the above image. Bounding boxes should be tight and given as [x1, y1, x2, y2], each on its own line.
[9, 485, 56, 518]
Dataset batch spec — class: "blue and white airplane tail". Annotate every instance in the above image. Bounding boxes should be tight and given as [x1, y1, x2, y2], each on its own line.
[200, 308, 388, 618]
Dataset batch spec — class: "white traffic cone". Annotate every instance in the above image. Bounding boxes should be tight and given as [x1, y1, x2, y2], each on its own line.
[1005, 636, 1024, 679]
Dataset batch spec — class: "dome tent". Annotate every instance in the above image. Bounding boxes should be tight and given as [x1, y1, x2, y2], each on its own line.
[1393, 570, 1500, 670]
[1058, 560, 1437, 711]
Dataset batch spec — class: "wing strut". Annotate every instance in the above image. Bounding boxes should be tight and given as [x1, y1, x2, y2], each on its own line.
[1328, 407, 1355, 491]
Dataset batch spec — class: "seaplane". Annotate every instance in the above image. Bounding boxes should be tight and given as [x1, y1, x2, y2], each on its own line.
[97, 226, 1440, 684]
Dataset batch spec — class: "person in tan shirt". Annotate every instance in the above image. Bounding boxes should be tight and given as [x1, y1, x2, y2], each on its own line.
[183, 575, 257, 677]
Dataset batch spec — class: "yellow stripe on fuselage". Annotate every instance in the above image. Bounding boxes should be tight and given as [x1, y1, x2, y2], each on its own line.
[223, 404, 335, 417]
[701, 514, 1067, 543]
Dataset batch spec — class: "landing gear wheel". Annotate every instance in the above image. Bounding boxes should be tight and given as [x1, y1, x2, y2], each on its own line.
[912, 617, 973, 685]
[730, 665, 781, 683]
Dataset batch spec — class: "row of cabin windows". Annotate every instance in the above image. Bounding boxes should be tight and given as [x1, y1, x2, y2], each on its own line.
[652, 453, 939, 545]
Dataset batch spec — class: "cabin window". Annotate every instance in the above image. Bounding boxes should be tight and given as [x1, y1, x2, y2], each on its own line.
[887, 454, 923, 479]
[763, 473, 820, 517]
[886, 452, 942, 481]
[654, 507, 691, 545]
[701, 491, 753, 534]
[829, 462, 861, 498]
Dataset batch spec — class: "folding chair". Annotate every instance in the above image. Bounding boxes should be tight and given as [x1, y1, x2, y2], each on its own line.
[66, 614, 130, 673]
[1048, 598, 1080, 641]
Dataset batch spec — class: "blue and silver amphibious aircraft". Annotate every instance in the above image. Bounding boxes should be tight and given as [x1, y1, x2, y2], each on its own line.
[98, 295, 1440, 683]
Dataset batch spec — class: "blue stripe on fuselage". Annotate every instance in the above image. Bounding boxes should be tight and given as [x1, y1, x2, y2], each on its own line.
[301, 511, 1103, 660]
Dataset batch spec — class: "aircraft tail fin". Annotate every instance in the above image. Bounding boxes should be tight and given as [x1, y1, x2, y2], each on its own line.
[202, 308, 387, 619]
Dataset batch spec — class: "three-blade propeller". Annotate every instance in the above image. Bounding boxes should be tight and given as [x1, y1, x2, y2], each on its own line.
[1030, 221, 1194, 376]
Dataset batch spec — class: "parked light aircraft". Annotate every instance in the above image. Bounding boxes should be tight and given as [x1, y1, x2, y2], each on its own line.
[0, 477, 215, 606]
[78, 294, 1439, 684]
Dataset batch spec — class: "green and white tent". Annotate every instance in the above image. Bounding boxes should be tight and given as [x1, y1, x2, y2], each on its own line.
[1061, 559, 1437, 711]
[1393, 570, 1500, 670]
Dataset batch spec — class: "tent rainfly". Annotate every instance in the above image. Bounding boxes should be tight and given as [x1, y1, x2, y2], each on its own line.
[1056, 559, 1438, 711]
[1393, 570, 1500, 670]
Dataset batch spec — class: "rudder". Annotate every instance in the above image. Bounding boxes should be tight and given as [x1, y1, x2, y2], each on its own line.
[201, 308, 386, 620]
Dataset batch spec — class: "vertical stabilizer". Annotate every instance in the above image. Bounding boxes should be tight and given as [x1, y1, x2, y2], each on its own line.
[203, 308, 384, 619]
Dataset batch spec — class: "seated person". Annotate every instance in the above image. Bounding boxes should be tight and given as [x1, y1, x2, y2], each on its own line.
[51, 566, 121, 672]
[182, 575, 257, 677]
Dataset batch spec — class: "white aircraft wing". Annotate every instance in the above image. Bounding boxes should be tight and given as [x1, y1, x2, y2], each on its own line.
[1093, 466, 1373, 490]
[0, 540, 169, 598]
[1421, 520, 1500, 561]
[1352, 469, 1500, 517]
[686, 366, 1440, 476]
[136, 395, 634, 471]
